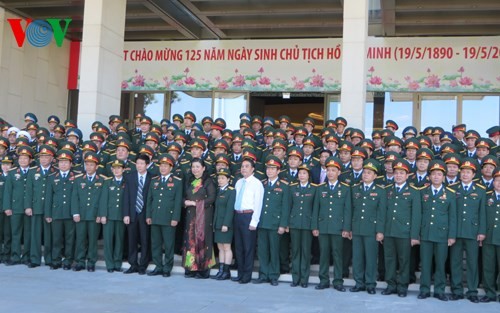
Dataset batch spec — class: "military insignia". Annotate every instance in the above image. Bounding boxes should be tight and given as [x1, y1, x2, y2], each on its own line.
[423, 194, 429, 201]
[370, 193, 377, 197]
[110, 186, 115, 191]
[154, 182, 159, 188]
[34, 173, 40, 180]
[322, 192, 328, 198]
[95, 183, 102, 186]
[470, 193, 478, 197]
[54, 179, 60, 183]
[338, 190, 342, 197]
[275, 188, 282, 192]
[168, 177, 173, 182]
[0, 182, 3, 186]
[354, 192, 361, 199]
[388, 190, 393, 198]
[167, 183, 174, 187]
[487, 198, 494, 206]
[403, 192, 410, 196]
[81, 183, 86, 189]
[14, 173, 21, 180]
[345, 178, 351, 184]
[295, 192, 300, 197]
[439, 194, 447, 200]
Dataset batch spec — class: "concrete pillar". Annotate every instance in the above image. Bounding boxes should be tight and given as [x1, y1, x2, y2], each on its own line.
[339, 0, 369, 131]
[77, 0, 126, 138]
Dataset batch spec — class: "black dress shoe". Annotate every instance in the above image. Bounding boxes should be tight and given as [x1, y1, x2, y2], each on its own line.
[417, 292, 430, 299]
[124, 267, 138, 274]
[6, 260, 20, 266]
[114, 268, 123, 272]
[87, 266, 95, 272]
[184, 270, 196, 278]
[434, 294, 448, 301]
[63, 264, 71, 270]
[270, 279, 279, 286]
[162, 272, 171, 277]
[315, 284, 330, 290]
[138, 269, 146, 275]
[147, 269, 163, 276]
[333, 285, 346, 292]
[467, 295, 479, 303]
[50, 264, 61, 270]
[479, 296, 495, 303]
[398, 291, 407, 298]
[367, 288, 376, 295]
[290, 282, 299, 287]
[195, 270, 210, 279]
[253, 278, 268, 284]
[239, 278, 251, 284]
[28, 263, 40, 268]
[350, 286, 366, 292]
[448, 294, 464, 301]
[231, 276, 242, 282]
[381, 288, 395, 295]
[73, 265, 84, 272]
[107, 269, 114, 273]
[301, 283, 308, 288]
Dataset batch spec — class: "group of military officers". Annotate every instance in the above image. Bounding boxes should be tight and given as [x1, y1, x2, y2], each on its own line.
[0, 111, 499, 303]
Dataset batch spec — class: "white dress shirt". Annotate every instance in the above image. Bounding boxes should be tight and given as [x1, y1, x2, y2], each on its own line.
[235, 174, 264, 228]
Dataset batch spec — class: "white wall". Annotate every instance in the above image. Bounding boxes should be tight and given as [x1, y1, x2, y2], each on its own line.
[0, 10, 70, 129]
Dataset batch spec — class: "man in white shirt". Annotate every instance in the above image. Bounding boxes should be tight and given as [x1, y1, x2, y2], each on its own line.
[231, 157, 264, 284]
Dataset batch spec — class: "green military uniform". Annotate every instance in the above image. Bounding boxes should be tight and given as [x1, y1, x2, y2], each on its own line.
[25, 165, 57, 266]
[3, 166, 33, 264]
[383, 182, 421, 294]
[213, 186, 235, 244]
[105, 159, 136, 177]
[257, 177, 290, 283]
[449, 182, 486, 298]
[312, 180, 351, 289]
[71, 171, 105, 270]
[482, 189, 500, 301]
[351, 182, 387, 291]
[45, 170, 79, 269]
[99, 176, 126, 272]
[0, 169, 11, 263]
[278, 167, 299, 274]
[419, 184, 457, 297]
[146, 173, 183, 274]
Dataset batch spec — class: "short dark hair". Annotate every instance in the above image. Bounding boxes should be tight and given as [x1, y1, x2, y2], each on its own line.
[135, 153, 150, 164]
[242, 159, 255, 168]
[320, 149, 333, 157]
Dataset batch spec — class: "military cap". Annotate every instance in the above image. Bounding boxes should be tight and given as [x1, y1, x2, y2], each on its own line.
[417, 136, 432, 148]
[211, 120, 225, 131]
[36, 127, 49, 137]
[222, 129, 233, 140]
[242, 148, 257, 162]
[344, 128, 353, 138]
[116, 139, 131, 151]
[263, 116, 275, 127]
[320, 128, 335, 138]
[274, 129, 287, 140]
[26, 122, 38, 131]
[440, 143, 459, 155]
[167, 123, 180, 132]
[116, 132, 130, 142]
[214, 153, 230, 165]
[287, 146, 303, 160]
[58, 141, 76, 153]
[338, 140, 354, 152]
[439, 132, 455, 143]
[96, 125, 110, 135]
[160, 119, 170, 127]
[192, 123, 203, 131]
[393, 159, 411, 173]
[303, 137, 316, 147]
[363, 158, 381, 174]
[416, 148, 434, 160]
[460, 157, 478, 172]
[190, 138, 206, 151]
[239, 113, 251, 121]
[144, 132, 160, 144]
[421, 127, 433, 137]
[286, 124, 296, 134]
[242, 128, 256, 139]
[272, 139, 287, 151]
[18, 146, 34, 158]
[443, 153, 461, 166]
[432, 127, 444, 136]
[360, 139, 375, 151]
[90, 132, 104, 143]
[16, 137, 30, 147]
[173, 131, 188, 143]
[385, 120, 399, 131]
[294, 126, 308, 137]
[212, 140, 228, 152]
[92, 121, 103, 130]
[384, 136, 403, 147]
[184, 111, 196, 122]
[325, 134, 339, 144]
[44, 138, 59, 149]
[385, 151, 401, 163]
[53, 125, 65, 135]
[214, 118, 226, 130]
[325, 156, 342, 170]
[371, 130, 382, 140]
[166, 142, 182, 154]
[265, 155, 282, 168]
[38, 145, 56, 157]
[481, 155, 498, 168]
[82, 141, 98, 152]
[1, 155, 14, 164]
[428, 160, 447, 173]
[404, 138, 420, 150]
[0, 136, 8, 149]
[239, 120, 251, 129]
[350, 129, 365, 140]
[1, 124, 11, 132]
[465, 130, 480, 140]
[486, 126, 499, 138]
[298, 163, 312, 172]
[231, 133, 243, 143]
[279, 115, 291, 124]
[264, 127, 275, 138]
[493, 167, 500, 178]
[251, 115, 263, 125]
[172, 114, 184, 123]
[110, 159, 125, 168]
[216, 168, 231, 178]
[158, 153, 175, 167]
[325, 120, 337, 129]
[116, 123, 129, 133]
[475, 138, 494, 150]
[402, 126, 417, 137]
[303, 117, 315, 127]
[380, 129, 394, 138]
[16, 131, 31, 140]
[47, 115, 60, 124]
[134, 113, 144, 120]
[351, 147, 368, 159]
[83, 152, 100, 164]
[452, 124, 466, 133]
[56, 150, 73, 161]
[335, 117, 347, 127]
[66, 128, 82, 139]
[108, 115, 123, 124]
[24, 113, 38, 123]
[140, 116, 153, 125]
[138, 145, 155, 157]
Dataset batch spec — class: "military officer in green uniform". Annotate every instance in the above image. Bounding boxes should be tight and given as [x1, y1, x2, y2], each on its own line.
[212, 168, 236, 281]
[146, 154, 183, 277]
[99, 159, 126, 273]
[381, 159, 421, 298]
[71, 152, 105, 272]
[418, 160, 457, 301]
[25, 145, 57, 267]
[3, 146, 35, 265]
[312, 157, 352, 291]
[0, 155, 13, 263]
[480, 167, 500, 302]
[350, 159, 386, 294]
[449, 158, 486, 303]
[45, 150, 79, 270]
[253, 155, 290, 286]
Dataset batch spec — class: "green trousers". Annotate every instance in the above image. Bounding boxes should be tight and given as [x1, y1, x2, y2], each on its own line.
[352, 235, 378, 288]
[318, 233, 343, 286]
[10, 214, 31, 262]
[482, 243, 500, 299]
[279, 232, 291, 273]
[290, 229, 312, 285]
[29, 214, 44, 265]
[52, 219, 75, 266]
[43, 219, 52, 265]
[257, 228, 281, 280]
[450, 238, 479, 296]
[420, 240, 448, 294]
[383, 237, 411, 292]
[151, 224, 176, 273]
[103, 220, 125, 270]
[0, 214, 11, 262]
[75, 221, 100, 267]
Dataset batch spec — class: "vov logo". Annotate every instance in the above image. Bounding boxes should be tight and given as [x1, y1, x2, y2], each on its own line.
[7, 18, 72, 48]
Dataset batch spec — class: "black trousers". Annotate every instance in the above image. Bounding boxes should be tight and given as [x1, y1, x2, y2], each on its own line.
[234, 213, 256, 280]
[126, 211, 150, 270]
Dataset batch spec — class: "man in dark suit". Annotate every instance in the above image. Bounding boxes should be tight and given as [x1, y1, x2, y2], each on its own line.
[123, 154, 153, 275]
[311, 150, 332, 184]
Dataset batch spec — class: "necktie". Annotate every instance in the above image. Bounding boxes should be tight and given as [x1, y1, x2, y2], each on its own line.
[396, 187, 401, 193]
[469, 152, 473, 157]
[364, 185, 369, 192]
[320, 169, 326, 183]
[136, 176, 144, 214]
[330, 184, 334, 190]
[497, 194, 500, 201]
[162, 177, 166, 183]
[292, 171, 296, 177]
[433, 189, 438, 195]
[62, 173, 66, 179]
[235, 155, 239, 161]
[234, 179, 246, 211]
[304, 157, 309, 163]
[354, 173, 359, 179]
[464, 185, 469, 192]
[88, 176, 92, 183]
[42, 169, 47, 176]
[268, 181, 272, 188]
[418, 176, 422, 182]
[23, 169, 27, 175]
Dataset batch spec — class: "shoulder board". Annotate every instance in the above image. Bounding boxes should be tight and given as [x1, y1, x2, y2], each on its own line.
[29, 166, 37, 170]
[448, 181, 460, 187]
[109, 152, 117, 156]
[8, 167, 18, 172]
[376, 184, 385, 189]
[279, 179, 289, 185]
[256, 170, 264, 175]
[385, 184, 394, 189]
[104, 176, 113, 181]
[446, 187, 455, 193]
[317, 182, 327, 187]
[353, 182, 361, 187]
[410, 185, 420, 190]
[130, 152, 137, 156]
[48, 171, 57, 177]
[310, 183, 319, 187]
[340, 182, 350, 187]
[180, 160, 190, 164]
[312, 157, 319, 161]
[152, 176, 160, 181]
[340, 170, 351, 175]
[376, 175, 384, 179]
[98, 165, 105, 168]
[475, 184, 486, 190]
[228, 186, 235, 190]
[472, 178, 480, 182]
[290, 182, 298, 186]
[99, 175, 109, 180]
[173, 176, 182, 181]
[486, 190, 493, 195]
[205, 160, 213, 165]
[102, 151, 110, 155]
[74, 174, 83, 178]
